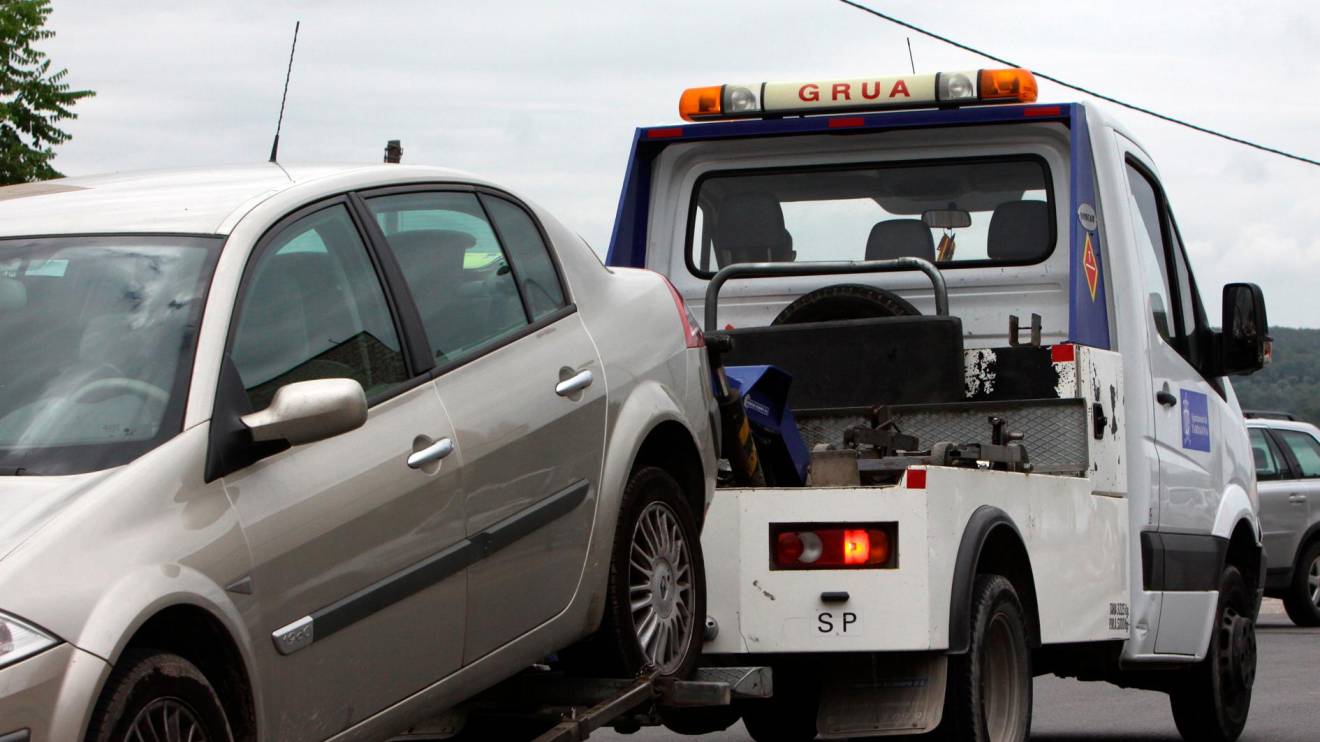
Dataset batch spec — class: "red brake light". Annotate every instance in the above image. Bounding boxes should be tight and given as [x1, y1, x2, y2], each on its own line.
[770, 524, 896, 569]
[658, 274, 704, 348]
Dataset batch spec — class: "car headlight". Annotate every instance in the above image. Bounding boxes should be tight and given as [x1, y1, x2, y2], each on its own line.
[0, 611, 59, 669]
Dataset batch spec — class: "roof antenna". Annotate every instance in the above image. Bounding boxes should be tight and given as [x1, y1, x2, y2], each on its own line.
[906, 37, 916, 73]
[268, 21, 301, 163]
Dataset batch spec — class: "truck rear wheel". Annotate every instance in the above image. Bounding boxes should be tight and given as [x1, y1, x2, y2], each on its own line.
[939, 574, 1032, 742]
[1169, 565, 1255, 742]
[1282, 540, 1320, 626]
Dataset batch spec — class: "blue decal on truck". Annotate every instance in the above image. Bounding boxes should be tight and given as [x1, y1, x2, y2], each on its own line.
[1180, 390, 1211, 452]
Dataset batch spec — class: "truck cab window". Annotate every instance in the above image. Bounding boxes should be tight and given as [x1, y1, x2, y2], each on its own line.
[1125, 164, 1175, 342]
[687, 157, 1054, 275]
[1125, 162, 1211, 372]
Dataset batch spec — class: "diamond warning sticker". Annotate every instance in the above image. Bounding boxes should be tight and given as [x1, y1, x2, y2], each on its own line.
[1083, 233, 1099, 301]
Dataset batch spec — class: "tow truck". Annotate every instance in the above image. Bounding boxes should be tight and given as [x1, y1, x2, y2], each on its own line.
[606, 67, 1271, 741]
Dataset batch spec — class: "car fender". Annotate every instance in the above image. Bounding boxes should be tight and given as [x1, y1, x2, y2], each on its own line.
[571, 378, 698, 631]
[72, 564, 266, 729]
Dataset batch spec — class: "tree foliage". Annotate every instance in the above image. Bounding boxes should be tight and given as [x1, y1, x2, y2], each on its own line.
[0, 0, 93, 185]
[1232, 327, 1320, 425]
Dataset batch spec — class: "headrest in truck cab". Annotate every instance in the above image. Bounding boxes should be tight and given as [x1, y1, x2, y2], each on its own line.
[713, 192, 796, 266]
[865, 218, 935, 261]
[987, 201, 1051, 261]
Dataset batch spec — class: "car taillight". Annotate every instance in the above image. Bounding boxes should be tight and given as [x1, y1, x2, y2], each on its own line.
[658, 274, 704, 348]
[770, 523, 897, 570]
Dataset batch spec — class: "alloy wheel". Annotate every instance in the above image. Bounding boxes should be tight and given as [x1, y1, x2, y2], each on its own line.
[1309, 556, 1320, 608]
[125, 698, 208, 742]
[628, 501, 695, 674]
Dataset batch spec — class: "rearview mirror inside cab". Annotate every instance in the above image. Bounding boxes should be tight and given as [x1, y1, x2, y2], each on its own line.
[241, 378, 368, 446]
[1219, 283, 1269, 376]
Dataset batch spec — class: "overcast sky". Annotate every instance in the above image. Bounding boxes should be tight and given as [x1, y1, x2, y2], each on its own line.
[39, 0, 1320, 327]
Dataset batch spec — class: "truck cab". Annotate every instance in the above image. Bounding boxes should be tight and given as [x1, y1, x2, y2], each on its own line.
[607, 68, 1271, 742]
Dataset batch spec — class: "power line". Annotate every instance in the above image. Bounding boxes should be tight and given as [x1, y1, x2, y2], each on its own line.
[836, 0, 1320, 168]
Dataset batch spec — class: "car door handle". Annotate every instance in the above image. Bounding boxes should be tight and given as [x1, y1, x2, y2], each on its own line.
[1290, 493, 1308, 504]
[1156, 390, 1178, 407]
[556, 369, 594, 397]
[407, 438, 454, 469]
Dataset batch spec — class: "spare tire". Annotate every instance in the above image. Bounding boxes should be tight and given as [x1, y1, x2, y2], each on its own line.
[771, 283, 919, 325]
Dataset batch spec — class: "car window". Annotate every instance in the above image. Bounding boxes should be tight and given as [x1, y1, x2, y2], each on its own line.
[1276, 429, 1320, 479]
[366, 191, 529, 365]
[1249, 428, 1284, 481]
[230, 204, 409, 411]
[481, 195, 566, 320]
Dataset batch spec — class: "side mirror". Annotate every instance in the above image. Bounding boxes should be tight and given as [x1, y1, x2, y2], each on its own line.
[241, 378, 367, 446]
[1219, 283, 1269, 376]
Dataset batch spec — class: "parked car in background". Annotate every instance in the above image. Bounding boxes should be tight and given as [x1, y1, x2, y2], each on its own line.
[1247, 412, 1320, 625]
[0, 164, 715, 742]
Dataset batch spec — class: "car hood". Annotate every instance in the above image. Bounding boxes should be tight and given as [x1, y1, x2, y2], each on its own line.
[0, 471, 114, 563]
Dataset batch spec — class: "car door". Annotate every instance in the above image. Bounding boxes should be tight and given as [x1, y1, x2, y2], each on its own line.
[1269, 427, 1320, 563]
[220, 201, 467, 739]
[1251, 427, 1301, 573]
[1121, 150, 1222, 536]
[361, 189, 607, 664]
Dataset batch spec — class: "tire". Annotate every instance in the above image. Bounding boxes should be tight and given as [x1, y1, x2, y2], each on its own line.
[564, 466, 705, 679]
[771, 283, 919, 325]
[1282, 540, 1320, 626]
[86, 650, 235, 742]
[1169, 565, 1256, 742]
[938, 574, 1032, 742]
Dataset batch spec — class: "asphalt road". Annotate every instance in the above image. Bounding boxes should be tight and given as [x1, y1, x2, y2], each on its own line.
[598, 602, 1319, 742]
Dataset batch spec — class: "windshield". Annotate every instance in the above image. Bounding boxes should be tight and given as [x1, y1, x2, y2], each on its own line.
[0, 236, 220, 475]
[687, 156, 1054, 275]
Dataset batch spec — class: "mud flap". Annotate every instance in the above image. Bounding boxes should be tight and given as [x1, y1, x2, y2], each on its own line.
[816, 653, 947, 738]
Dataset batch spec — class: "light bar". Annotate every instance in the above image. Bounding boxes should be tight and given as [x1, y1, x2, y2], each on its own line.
[678, 68, 1037, 122]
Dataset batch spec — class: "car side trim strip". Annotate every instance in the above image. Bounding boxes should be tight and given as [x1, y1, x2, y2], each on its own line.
[271, 478, 591, 655]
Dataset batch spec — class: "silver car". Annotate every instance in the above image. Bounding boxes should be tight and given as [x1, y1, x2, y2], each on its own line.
[1247, 415, 1320, 625]
[0, 164, 716, 741]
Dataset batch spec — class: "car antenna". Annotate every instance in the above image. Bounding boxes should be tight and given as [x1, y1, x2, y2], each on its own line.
[268, 21, 301, 164]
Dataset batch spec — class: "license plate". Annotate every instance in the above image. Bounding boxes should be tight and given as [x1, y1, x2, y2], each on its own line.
[815, 610, 861, 636]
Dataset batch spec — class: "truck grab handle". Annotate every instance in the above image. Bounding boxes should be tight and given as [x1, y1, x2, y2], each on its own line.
[703, 257, 949, 330]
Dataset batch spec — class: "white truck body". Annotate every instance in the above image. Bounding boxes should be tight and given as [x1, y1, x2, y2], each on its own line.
[608, 78, 1270, 740]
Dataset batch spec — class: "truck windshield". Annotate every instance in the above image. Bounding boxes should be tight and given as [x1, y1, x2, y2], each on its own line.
[687, 156, 1054, 275]
[0, 236, 220, 475]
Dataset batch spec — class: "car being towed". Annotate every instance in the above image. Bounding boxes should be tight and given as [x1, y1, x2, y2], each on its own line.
[0, 163, 716, 741]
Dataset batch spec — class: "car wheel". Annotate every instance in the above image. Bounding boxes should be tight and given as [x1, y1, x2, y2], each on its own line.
[1169, 565, 1255, 742]
[86, 650, 235, 742]
[1282, 540, 1320, 626]
[566, 466, 705, 679]
[938, 574, 1032, 742]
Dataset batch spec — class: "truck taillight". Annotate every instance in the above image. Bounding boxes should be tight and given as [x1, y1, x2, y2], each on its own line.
[659, 274, 704, 349]
[771, 524, 897, 570]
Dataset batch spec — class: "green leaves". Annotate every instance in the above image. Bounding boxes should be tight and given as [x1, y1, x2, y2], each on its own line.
[0, 0, 94, 185]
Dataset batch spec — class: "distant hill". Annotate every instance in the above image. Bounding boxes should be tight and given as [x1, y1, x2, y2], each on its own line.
[1231, 327, 1320, 426]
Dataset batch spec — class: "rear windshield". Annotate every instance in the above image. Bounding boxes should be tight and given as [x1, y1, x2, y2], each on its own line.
[687, 156, 1054, 276]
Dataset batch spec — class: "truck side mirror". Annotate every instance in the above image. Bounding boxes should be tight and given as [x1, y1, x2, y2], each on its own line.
[1219, 283, 1269, 376]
